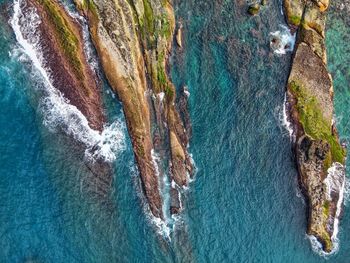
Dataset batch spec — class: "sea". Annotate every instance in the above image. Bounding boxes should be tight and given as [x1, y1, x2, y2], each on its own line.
[0, 0, 350, 262]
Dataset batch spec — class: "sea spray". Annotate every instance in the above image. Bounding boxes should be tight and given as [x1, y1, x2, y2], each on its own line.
[307, 234, 332, 258]
[270, 25, 295, 55]
[10, 0, 125, 162]
[282, 92, 294, 141]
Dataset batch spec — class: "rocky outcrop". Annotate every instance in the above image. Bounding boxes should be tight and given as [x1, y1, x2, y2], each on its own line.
[25, 0, 105, 131]
[73, 0, 193, 219]
[284, 0, 346, 252]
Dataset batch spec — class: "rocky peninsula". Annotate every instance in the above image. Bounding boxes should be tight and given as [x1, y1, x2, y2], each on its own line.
[284, 0, 346, 252]
[71, 0, 194, 219]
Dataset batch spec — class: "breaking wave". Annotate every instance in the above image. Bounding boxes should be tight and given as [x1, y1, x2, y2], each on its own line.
[282, 92, 294, 141]
[129, 162, 172, 239]
[270, 25, 295, 55]
[275, 93, 294, 141]
[10, 0, 125, 162]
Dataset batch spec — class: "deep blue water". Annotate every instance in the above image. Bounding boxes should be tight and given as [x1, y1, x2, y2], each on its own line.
[0, 0, 350, 262]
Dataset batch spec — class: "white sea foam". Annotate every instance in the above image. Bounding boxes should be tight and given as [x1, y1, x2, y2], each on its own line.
[152, 149, 176, 238]
[307, 234, 332, 258]
[10, 0, 125, 162]
[282, 93, 294, 140]
[158, 92, 165, 102]
[183, 86, 190, 97]
[270, 25, 295, 55]
[129, 162, 172, 239]
[151, 149, 161, 179]
[275, 93, 295, 141]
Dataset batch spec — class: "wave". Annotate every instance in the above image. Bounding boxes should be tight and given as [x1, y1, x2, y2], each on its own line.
[307, 234, 334, 258]
[275, 93, 295, 141]
[184, 85, 190, 97]
[10, 0, 125, 162]
[282, 92, 295, 141]
[270, 25, 295, 55]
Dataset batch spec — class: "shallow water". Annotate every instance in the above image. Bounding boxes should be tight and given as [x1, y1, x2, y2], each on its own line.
[0, 0, 350, 262]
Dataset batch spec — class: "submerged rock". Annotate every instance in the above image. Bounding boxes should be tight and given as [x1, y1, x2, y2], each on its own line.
[247, 3, 260, 15]
[284, 0, 346, 253]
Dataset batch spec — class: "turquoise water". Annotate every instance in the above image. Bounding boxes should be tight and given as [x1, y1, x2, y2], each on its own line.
[0, 0, 350, 262]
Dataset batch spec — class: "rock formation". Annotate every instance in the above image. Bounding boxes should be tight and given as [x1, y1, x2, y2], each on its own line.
[284, 0, 346, 252]
[72, 0, 194, 219]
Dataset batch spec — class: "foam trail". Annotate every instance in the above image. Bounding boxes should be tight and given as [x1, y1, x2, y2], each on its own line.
[130, 161, 172, 239]
[307, 235, 329, 258]
[270, 25, 295, 55]
[10, 0, 124, 162]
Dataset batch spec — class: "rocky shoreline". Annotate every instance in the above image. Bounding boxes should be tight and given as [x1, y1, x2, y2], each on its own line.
[22, 0, 105, 131]
[284, 0, 346, 252]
